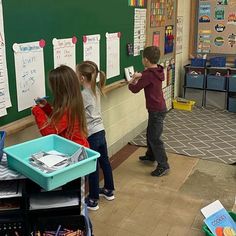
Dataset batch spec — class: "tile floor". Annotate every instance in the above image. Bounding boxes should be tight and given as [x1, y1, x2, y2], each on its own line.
[89, 147, 236, 236]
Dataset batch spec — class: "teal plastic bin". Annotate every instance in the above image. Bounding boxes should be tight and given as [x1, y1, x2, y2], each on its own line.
[3, 135, 100, 191]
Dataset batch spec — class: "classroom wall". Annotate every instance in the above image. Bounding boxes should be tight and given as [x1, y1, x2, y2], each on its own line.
[5, 0, 192, 157]
[174, 0, 191, 97]
[5, 84, 148, 157]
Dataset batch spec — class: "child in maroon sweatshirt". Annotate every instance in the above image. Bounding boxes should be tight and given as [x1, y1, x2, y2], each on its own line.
[128, 46, 170, 177]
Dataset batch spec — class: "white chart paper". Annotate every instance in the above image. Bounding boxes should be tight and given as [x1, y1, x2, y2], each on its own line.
[83, 34, 100, 68]
[134, 8, 146, 56]
[53, 37, 77, 70]
[13, 40, 46, 111]
[106, 32, 120, 79]
[0, 0, 11, 117]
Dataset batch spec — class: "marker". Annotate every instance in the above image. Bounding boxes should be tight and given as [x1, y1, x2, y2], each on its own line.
[34, 96, 49, 103]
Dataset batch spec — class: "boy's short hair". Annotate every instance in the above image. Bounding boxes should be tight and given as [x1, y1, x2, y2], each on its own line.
[142, 46, 160, 64]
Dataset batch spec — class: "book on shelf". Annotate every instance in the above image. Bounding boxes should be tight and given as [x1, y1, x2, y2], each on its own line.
[201, 200, 236, 236]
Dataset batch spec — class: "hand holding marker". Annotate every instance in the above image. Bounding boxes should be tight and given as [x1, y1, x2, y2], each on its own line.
[34, 96, 49, 107]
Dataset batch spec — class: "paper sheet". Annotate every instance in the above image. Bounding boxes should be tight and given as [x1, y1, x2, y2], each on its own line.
[106, 32, 120, 79]
[53, 37, 77, 70]
[0, 0, 11, 117]
[201, 200, 224, 218]
[13, 40, 46, 111]
[134, 8, 146, 56]
[83, 34, 100, 81]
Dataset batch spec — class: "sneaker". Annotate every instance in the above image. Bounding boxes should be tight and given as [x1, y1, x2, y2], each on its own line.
[99, 188, 115, 201]
[151, 166, 170, 177]
[139, 155, 155, 162]
[85, 198, 99, 211]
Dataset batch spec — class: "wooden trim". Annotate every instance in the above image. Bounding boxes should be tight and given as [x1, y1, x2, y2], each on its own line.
[104, 79, 127, 93]
[0, 115, 35, 136]
[189, 0, 197, 58]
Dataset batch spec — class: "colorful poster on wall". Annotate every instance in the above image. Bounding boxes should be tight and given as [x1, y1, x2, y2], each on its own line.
[166, 0, 174, 20]
[164, 25, 174, 54]
[106, 32, 120, 79]
[198, 2, 211, 23]
[13, 40, 46, 111]
[199, 2, 211, 23]
[128, 0, 146, 7]
[197, 29, 212, 53]
[217, 0, 228, 5]
[150, 0, 165, 27]
[152, 31, 160, 47]
[197, 0, 236, 54]
[227, 12, 236, 25]
[215, 6, 225, 20]
[53, 37, 77, 70]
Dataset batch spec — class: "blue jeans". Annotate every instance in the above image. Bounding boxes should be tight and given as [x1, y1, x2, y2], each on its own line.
[88, 130, 114, 200]
[146, 111, 169, 168]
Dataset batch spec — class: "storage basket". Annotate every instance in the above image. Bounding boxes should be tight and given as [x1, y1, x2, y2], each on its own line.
[202, 211, 236, 236]
[0, 131, 6, 162]
[209, 56, 226, 67]
[173, 99, 196, 111]
[186, 74, 204, 88]
[229, 75, 236, 92]
[32, 214, 92, 236]
[191, 58, 207, 67]
[4, 134, 100, 191]
[228, 96, 236, 112]
[207, 75, 226, 90]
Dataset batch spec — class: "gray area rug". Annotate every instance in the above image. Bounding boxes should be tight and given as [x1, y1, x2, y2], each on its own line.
[129, 107, 236, 165]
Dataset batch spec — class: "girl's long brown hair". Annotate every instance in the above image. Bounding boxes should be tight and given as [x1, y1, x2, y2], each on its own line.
[76, 61, 106, 97]
[48, 65, 87, 137]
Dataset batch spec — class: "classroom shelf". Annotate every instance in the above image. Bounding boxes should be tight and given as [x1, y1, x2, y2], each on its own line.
[183, 64, 236, 111]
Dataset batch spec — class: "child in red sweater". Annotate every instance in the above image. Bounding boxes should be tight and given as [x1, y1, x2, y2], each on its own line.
[32, 65, 89, 148]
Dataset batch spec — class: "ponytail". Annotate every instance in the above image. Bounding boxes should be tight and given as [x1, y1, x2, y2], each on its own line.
[98, 70, 106, 96]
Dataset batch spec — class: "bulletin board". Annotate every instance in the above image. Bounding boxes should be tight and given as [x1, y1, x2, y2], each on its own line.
[146, 0, 176, 58]
[197, 0, 236, 54]
[0, 0, 146, 127]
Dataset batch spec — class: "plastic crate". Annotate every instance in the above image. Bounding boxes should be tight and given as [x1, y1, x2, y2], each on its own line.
[207, 75, 226, 90]
[191, 58, 207, 67]
[173, 99, 196, 111]
[202, 211, 236, 236]
[209, 56, 226, 67]
[186, 74, 204, 88]
[228, 96, 236, 112]
[229, 75, 236, 92]
[0, 131, 6, 162]
[32, 214, 91, 236]
[4, 135, 100, 191]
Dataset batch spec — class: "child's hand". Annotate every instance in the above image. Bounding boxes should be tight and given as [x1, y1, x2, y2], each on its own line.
[133, 72, 142, 79]
[34, 97, 48, 108]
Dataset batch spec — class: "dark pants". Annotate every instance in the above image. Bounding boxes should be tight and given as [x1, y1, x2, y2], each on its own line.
[88, 130, 114, 200]
[146, 111, 169, 168]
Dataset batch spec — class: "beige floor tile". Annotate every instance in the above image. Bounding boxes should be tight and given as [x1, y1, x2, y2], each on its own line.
[89, 147, 235, 236]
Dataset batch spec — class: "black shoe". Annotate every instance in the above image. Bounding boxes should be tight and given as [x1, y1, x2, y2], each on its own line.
[151, 166, 170, 177]
[139, 155, 155, 162]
